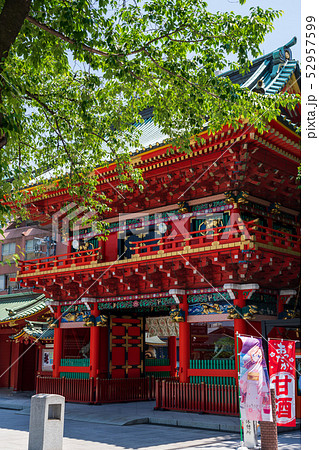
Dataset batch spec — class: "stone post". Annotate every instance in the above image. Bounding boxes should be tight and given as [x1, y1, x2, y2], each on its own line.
[28, 394, 65, 450]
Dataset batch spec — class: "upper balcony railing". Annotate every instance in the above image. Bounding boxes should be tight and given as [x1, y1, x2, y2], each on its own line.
[18, 221, 300, 276]
[19, 247, 100, 275]
[131, 221, 300, 256]
[252, 224, 300, 250]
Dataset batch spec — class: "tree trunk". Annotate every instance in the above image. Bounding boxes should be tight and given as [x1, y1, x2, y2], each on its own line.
[0, 0, 31, 148]
[0, 0, 31, 64]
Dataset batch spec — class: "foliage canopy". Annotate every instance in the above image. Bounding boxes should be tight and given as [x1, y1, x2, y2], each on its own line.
[0, 0, 299, 229]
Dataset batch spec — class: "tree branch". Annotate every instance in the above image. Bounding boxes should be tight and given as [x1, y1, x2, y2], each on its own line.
[26, 15, 115, 58]
[26, 15, 205, 60]
[0, 135, 7, 148]
[142, 49, 220, 100]
[24, 89, 80, 173]
[125, 24, 189, 55]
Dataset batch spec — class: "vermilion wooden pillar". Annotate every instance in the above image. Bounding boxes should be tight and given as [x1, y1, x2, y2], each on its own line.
[10, 341, 21, 390]
[90, 302, 100, 379]
[234, 290, 247, 380]
[37, 344, 43, 374]
[234, 290, 247, 336]
[230, 203, 240, 228]
[179, 294, 190, 383]
[224, 284, 259, 385]
[277, 297, 284, 315]
[168, 336, 177, 377]
[52, 305, 62, 378]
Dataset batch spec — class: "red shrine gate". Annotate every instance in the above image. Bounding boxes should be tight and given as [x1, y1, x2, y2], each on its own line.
[14, 40, 300, 415]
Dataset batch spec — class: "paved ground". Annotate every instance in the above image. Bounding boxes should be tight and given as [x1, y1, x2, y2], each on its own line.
[0, 390, 301, 449]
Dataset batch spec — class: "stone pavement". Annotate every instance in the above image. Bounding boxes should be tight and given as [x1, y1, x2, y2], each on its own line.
[0, 389, 301, 449]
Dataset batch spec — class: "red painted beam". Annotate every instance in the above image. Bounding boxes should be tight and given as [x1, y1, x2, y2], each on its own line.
[59, 366, 90, 373]
[145, 366, 171, 372]
[187, 369, 237, 378]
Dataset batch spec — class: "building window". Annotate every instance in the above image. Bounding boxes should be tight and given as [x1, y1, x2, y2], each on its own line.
[25, 239, 35, 253]
[0, 274, 7, 290]
[1, 242, 16, 260]
[118, 225, 158, 260]
[25, 239, 37, 259]
[190, 322, 235, 360]
[0, 274, 18, 291]
[62, 328, 90, 359]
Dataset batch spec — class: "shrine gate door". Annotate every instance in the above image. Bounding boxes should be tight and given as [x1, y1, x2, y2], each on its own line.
[109, 316, 144, 378]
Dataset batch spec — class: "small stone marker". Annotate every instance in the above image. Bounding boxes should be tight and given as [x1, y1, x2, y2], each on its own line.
[243, 420, 259, 449]
[28, 394, 65, 450]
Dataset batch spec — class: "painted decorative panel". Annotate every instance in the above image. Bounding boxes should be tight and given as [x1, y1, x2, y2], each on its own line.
[99, 296, 175, 312]
[146, 316, 179, 337]
[188, 303, 229, 316]
[61, 305, 90, 323]
[188, 292, 231, 304]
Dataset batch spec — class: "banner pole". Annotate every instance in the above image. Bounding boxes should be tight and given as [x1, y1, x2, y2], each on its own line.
[235, 333, 300, 343]
[267, 337, 300, 342]
[236, 332, 244, 444]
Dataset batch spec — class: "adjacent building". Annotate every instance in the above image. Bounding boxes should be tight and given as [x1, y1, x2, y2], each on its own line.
[0, 223, 54, 389]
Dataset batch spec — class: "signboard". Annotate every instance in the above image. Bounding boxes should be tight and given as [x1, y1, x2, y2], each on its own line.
[269, 339, 296, 427]
[42, 348, 54, 371]
[238, 335, 272, 422]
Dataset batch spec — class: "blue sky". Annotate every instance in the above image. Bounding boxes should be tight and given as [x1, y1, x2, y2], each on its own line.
[206, 0, 301, 62]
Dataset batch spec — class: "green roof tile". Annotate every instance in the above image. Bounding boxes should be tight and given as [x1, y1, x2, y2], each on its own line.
[0, 291, 51, 323]
[10, 323, 54, 341]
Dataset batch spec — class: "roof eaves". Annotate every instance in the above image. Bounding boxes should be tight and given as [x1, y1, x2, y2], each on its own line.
[219, 37, 298, 89]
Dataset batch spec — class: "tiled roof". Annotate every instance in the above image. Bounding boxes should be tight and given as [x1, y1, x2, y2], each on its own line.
[264, 60, 299, 95]
[222, 37, 300, 94]
[10, 322, 54, 341]
[1, 225, 49, 241]
[0, 291, 50, 323]
[227, 58, 299, 95]
[131, 117, 170, 151]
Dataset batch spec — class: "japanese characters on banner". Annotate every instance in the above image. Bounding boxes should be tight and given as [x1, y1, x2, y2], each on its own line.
[238, 336, 272, 422]
[268, 339, 296, 427]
